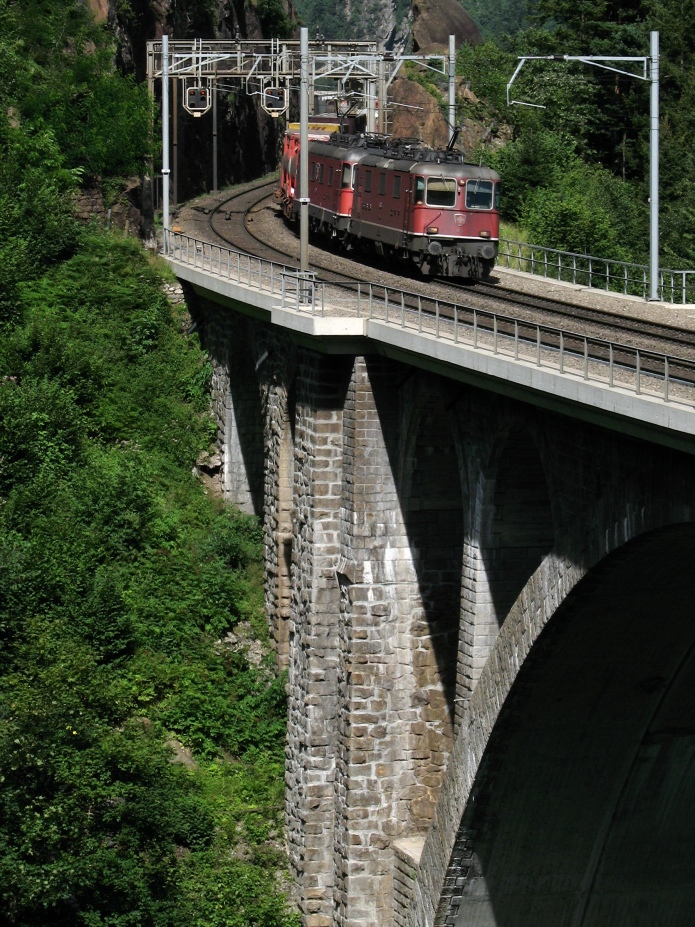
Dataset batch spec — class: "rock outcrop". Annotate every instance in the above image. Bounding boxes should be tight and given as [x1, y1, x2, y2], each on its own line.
[388, 74, 509, 154]
[388, 77, 451, 147]
[411, 0, 481, 54]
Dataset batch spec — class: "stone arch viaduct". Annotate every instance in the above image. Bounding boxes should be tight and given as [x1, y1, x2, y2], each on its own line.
[183, 274, 695, 927]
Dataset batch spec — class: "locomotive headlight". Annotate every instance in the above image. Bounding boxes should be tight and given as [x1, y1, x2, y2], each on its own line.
[479, 230, 491, 239]
[426, 226, 439, 235]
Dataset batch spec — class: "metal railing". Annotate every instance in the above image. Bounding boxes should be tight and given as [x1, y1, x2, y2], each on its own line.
[163, 231, 695, 410]
[498, 238, 695, 305]
[335, 279, 695, 407]
[163, 230, 320, 312]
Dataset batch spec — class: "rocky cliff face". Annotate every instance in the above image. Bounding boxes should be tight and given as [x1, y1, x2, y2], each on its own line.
[96, 0, 294, 206]
[411, 0, 480, 53]
[91, 0, 491, 228]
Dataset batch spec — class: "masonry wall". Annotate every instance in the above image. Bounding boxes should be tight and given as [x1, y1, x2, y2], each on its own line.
[195, 293, 695, 927]
[285, 351, 351, 926]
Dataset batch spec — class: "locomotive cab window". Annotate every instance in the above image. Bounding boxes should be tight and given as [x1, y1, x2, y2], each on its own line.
[378, 173, 387, 196]
[393, 175, 401, 199]
[341, 164, 353, 188]
[414, 176, 425, 204]
[466, 180, 495, 210]
[364, 170, 373, 193]
[311, 163, 318, 182]
[426, 178, 456, 207]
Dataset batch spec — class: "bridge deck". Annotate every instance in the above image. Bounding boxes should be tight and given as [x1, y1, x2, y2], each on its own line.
[165, 234, 695, 454]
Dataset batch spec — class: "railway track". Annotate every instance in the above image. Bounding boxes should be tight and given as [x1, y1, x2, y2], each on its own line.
[187, 179, 695, 378]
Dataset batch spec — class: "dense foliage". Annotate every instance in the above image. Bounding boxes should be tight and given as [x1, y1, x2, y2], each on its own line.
[458, 0, 695, 268]
[464, 0, 534, 41]
[0, 1, 298, 925]
[0, 237, 297, 927]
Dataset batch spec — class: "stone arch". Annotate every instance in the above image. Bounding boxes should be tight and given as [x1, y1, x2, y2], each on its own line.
[398, 380, 465, 826]
[468, 422, 555, 695]
[435, 523, 695, 927]
[404, 505, 695, 927]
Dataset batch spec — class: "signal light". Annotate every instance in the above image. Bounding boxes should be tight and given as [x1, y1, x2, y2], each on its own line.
[262, 86, 288, 117]
[185, 86, 211, 116]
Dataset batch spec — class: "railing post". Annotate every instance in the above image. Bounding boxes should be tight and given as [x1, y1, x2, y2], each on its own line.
[636, 350, 641, 394]
[514, 319, 519, 359]
[584, 338, 589, 380]
[609, 343, 614, 387]
[418, 296, 423, 333]
[454, 305, 458, 343]
[436, 300, 440, 338]
[385, 290, 389, 323]
[664, 356, 669, 401]
[401, 291, 406, 327]
[536, 327, 541, 366]
[493, 315, 498, 354]
[473, 309, 478, 348]
[560, 331, 564, 373]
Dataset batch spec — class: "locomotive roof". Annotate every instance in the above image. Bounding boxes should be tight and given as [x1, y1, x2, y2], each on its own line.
[307, 134, 499, 179]
[358, 154, 500, 180]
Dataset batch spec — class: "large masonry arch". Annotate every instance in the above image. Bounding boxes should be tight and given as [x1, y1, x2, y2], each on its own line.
[190, 287, 695, 927]
[438, 524, 695, 927]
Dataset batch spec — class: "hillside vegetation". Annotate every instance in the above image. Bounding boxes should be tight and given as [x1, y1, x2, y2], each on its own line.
[0, 2, 297, 925]
[458, 0, 695, 268]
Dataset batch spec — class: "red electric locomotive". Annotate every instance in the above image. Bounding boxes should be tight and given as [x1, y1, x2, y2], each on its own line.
[278, 131, 501, 280]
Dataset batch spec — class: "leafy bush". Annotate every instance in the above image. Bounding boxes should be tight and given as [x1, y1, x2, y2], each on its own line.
[0, 233, 296, 926]
[0, 3, 295, 921]
[521, 160, 646, 261]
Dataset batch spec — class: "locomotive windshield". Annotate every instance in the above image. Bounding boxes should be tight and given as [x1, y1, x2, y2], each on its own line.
[341, 164, 354, 189]
[466, 180, 495, 210]
[426, 178, 457, 208]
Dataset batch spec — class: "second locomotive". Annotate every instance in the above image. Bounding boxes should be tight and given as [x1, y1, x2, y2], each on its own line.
[278, 128, 501, 280]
